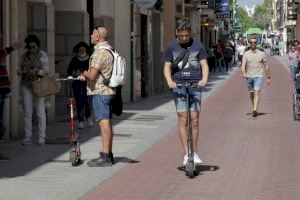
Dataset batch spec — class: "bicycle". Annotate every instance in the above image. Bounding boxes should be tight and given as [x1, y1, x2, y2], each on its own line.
[56, 76, 83, 166]
[177, 82, 200, 178]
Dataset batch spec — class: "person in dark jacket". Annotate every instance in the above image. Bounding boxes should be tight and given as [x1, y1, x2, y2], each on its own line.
[67, 42, 93, 129]
[223, 43, 234, 72]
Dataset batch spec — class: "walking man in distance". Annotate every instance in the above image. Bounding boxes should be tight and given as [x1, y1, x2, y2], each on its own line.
[241, 37, 271, 117]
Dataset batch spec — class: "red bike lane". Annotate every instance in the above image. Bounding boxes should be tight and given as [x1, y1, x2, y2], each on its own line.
[80, 57, 300, 200]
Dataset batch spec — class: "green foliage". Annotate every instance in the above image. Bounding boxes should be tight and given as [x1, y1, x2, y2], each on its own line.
[236, 7, 254, 32]
[236, 0, 273, 33]
[252, 0, 273, 30]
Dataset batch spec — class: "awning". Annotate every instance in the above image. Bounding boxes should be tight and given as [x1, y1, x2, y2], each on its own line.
[245, 28, 262, 35]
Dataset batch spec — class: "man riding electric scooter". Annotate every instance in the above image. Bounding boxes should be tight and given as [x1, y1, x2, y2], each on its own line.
[163, 17, 209, 177]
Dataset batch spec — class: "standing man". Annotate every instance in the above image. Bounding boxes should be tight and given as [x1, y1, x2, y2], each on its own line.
[241, 38, 271, 117]
[78, 26, 115, 167]
[163, 17, 209, 166]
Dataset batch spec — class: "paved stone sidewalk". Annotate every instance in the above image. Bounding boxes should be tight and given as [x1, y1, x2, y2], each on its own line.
[0, 66, 238, 200]
[80, 53, 300, 200]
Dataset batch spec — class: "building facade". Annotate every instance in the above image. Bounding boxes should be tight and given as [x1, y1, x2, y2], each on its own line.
[272, 0, 300, 42]
[1, 0, 226, 139]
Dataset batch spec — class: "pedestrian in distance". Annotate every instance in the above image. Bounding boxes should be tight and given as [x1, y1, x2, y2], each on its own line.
[237, 41, 246, 67]
[288, 45, 300, 90]
[18, 34, 49, 145]
[241, 37, 271, 117]
[216, 39, 225, 72]
[223, 42, 234, 72]
[163, 17, 209, 166]
[67, 42, 93, 129]
[78, 26, 115, 167]
[207, 44, 216, 73]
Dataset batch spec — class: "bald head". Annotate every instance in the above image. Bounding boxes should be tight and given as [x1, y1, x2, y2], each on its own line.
[91, 26, 109, 45]
[97, 27, 108, 40]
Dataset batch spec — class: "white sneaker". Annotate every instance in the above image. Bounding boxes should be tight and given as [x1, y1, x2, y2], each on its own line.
[182, 154, 188, 166]
[78, 121, 84, 129]
[193, 153, 203, 164]
[87, 118, 93, 127]
[22, 137, 32, 145]
[38, 137, 45, 145]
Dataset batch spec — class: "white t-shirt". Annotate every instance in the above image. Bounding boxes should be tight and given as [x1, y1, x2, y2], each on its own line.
[237, 45, 246, 56]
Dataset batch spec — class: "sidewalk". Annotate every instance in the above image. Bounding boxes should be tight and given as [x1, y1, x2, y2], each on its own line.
[80, 54, 300, 200]
[0, 66, 238, 200]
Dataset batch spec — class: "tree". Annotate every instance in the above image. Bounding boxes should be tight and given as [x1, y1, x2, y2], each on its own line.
[252, 0, 273, 30]
[236, 7, 253, 32]
[237, 0, 273, 32]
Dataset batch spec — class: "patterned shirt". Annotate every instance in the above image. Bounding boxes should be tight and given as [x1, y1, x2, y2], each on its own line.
[87, 42, 115, 95]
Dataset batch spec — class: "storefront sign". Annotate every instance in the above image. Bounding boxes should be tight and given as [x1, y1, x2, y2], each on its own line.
[215, 0, 230, 18]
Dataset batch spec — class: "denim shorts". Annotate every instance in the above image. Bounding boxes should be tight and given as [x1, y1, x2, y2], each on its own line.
[247, 77, 264, 92]
[91, 94, 113, 121]
[173, 87, 202, 113]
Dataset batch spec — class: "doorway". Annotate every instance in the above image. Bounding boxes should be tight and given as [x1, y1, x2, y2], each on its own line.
[140, 14, 148, 97]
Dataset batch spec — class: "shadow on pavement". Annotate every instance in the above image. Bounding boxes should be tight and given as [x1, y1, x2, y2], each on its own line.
[245, 112, 270, 116]
[113, 157, 139, 164]
[177, 164, 220, 177]
[0, 69, 232, 178]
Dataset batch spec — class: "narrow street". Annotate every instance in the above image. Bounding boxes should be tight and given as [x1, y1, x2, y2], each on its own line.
[80, 55, 300, 200]
[1, 55, 299, 200]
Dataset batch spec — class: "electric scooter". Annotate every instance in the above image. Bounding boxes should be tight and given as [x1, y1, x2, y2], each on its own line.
[56, 76, 83, 166]
[177, 83, 198, 178]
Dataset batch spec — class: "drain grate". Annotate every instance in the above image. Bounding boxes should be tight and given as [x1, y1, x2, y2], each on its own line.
[126, 115, 167, 122]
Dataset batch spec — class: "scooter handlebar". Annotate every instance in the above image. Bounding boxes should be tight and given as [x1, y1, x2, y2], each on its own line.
[176, 83, 199, 88]
[56, 76, 79, 81]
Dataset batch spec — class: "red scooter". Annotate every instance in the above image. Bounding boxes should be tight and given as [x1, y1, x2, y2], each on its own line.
[56, 76, 82, 166]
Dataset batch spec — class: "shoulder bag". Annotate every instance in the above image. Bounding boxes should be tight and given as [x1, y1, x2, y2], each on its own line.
[31, 74, 61, 97]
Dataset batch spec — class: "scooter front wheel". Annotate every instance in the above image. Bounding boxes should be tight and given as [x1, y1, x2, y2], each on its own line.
[186, 160, 195, 178]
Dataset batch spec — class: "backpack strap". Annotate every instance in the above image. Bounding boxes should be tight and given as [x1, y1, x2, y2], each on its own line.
[171, 49, 190, 75]
[96, 47, 115, 85]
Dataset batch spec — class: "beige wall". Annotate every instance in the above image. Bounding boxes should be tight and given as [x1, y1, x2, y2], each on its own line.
[94, 0, 114, 17]
[52, 0, 86, 11]
[163, 0, 176, 49]
[114, 0, 131, 102]
[93, 0, 131, 102]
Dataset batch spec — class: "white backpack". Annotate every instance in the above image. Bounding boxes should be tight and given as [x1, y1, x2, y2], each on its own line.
[98, 47, 126, 87]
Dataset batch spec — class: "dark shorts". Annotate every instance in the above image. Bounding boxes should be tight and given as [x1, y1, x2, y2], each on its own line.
[91, 94, 113, 121]
[238, 55, 243, 62]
